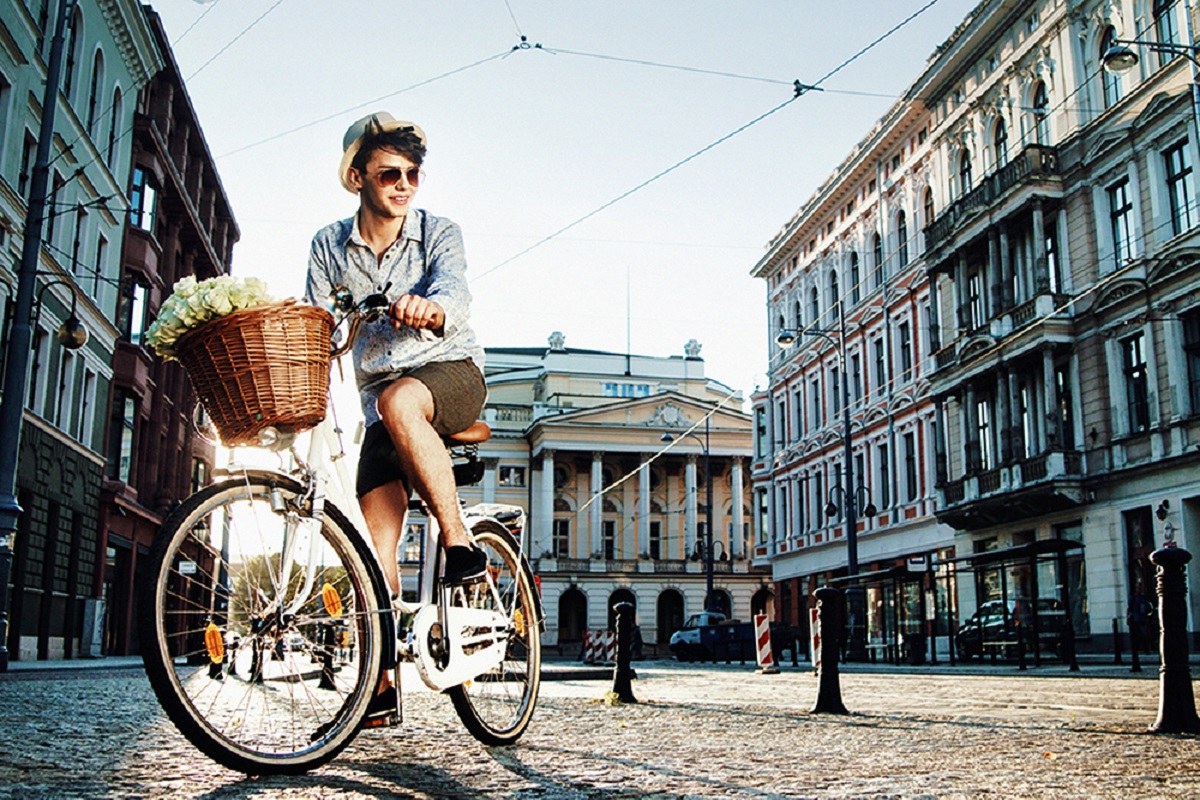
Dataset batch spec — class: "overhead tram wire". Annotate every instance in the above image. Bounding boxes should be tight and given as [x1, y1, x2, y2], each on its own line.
[186, 0, 286, 81]
[501, 0, 525, 40]
[216, 49, 514, 159]
[174, 0, 223, 44]
[473, 91, 805, 282]
[475, 0, 950, 281]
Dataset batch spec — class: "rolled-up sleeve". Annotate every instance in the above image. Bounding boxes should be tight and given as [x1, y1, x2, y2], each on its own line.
[423, 219, 472, 338]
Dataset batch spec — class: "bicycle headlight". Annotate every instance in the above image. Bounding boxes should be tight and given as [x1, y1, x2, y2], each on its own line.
[257, 426, 297, 451]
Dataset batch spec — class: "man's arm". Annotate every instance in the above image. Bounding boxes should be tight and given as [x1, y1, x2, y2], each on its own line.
[418, 216, 472, 337]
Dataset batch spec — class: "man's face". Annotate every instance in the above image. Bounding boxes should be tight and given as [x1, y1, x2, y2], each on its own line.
[351, 148, 420, 220]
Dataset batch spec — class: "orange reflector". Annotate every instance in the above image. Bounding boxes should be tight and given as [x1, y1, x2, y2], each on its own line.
[514, 608, 527, 637]
[204, 622, 224, 664]
[322, 582, 343, 618]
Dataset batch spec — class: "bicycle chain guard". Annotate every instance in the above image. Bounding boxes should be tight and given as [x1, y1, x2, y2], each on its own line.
[411, 604, 509, 691]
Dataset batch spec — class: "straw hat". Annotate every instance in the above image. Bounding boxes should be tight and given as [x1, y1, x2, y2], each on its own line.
[338, 112, 427, 193]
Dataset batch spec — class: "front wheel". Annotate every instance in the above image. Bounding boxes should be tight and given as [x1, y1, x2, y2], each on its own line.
[446, 519, 542, 745]
[139, 476, 386, 774]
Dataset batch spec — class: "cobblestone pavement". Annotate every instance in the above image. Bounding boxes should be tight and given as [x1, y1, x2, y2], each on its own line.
[1, 659, 1198, 799]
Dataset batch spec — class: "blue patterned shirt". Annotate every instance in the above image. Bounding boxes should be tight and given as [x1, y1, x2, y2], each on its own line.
[306, 209, 485, 427]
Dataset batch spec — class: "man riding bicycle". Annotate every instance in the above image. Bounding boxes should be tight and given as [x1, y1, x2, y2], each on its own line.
[306, 112, 489, 725]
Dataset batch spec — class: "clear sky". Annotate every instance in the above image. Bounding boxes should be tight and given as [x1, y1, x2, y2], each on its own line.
[151, 0, 980, 407]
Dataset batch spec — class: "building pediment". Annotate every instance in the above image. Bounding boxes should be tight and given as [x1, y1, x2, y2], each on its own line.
[533, 392, 750, 433]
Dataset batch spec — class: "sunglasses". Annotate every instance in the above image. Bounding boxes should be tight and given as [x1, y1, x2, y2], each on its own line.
[369, 165, 424, 188]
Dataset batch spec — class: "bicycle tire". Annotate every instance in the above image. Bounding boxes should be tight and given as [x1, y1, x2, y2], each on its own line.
[139, 475, 386, 774]
[447, 519, 542, 745]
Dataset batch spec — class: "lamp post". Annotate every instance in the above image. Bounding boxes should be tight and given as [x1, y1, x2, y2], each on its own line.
[0, 0, 76, 671]
[662, 413, 716, 613]
[1101, 9, 1200, 157]
[777, 300, 869, 660]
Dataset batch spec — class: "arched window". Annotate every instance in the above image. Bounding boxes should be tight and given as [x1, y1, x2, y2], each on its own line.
[107, 87, 123, 166]
[993, 118, 1008, 168]
[1032, 81, 1050, 144]
[959, 150, 973, 196]
[897, 211, 909, 268]
[1155, 0, 1179, 67]
[849, 251, 861, 305]
[87, 50, 104, 135]
[872, 232, 883, 288]
[923, 187, 935, 226]
[828, 268, 840, 314]
[63, 7, 84, 99]
[793, 299, 801, 329]
[1101, 26, 1123, 108]
[809, 286, 820, 325]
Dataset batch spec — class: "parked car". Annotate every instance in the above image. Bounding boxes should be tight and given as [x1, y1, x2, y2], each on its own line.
[955, 598, 1067, 661]
[669, 611, 730, 661]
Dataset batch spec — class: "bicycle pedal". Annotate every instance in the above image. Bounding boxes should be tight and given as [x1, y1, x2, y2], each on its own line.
[361, 712, 398, 730]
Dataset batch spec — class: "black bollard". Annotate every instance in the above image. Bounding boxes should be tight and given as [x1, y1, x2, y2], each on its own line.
[1149, 546, 1200, 733]
[1130, 620, 1142, 673]
[810, 586, 849, 715]
[610, 601, 637, 704]
[1113, 618, 1123, 665]
[318, 624, 337, 690]
[1061, 618, 1080, 672]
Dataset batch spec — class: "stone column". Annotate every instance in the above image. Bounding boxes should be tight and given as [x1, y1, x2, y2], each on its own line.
[1008, 371, 1024, 459]
[1043, 347, 1058, 450]
[540, 450, 555, 556]
[1032, 198, 1049, 294]
[590, 452, 603, 557]
[998, 223, 1013, 309]
[482, 457, 498, 504]
[988, 227, 1003, 316]
[731, 457, 745, 558]
[638, 458, 651, 558]
[997, 367, 1011, 464]
[685, 454, 698, 557]
[964, 383, 979, 472]
[955, 252, 969, 333]
[933, 397, 948, 484]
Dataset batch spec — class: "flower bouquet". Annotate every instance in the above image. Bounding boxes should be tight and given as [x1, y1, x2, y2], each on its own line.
[145, 275, 274, 359]
[147, 275, 335, 447]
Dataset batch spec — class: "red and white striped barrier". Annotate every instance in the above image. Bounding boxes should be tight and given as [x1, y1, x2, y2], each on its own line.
[581, 630, 616, 664]
[810, 607, 821, 670]
[755, 613, 779, 674]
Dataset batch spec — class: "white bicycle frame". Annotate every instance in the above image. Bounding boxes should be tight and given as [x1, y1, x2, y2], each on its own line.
[222, 388, 527, 693]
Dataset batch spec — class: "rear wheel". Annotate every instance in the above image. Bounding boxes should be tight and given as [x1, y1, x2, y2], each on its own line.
[447, 519, 542, 745]
[140, 476, 385, 774]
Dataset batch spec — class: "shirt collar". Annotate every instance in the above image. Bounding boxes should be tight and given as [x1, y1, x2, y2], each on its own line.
[344, 210, 422, 249]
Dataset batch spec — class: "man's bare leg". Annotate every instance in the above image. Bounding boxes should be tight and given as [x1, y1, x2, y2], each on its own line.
[359, 480, 410, 596]
[375, 376, 474, 551]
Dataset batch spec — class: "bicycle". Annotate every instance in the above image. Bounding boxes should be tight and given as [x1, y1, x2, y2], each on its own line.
[138, 291, 543, 775]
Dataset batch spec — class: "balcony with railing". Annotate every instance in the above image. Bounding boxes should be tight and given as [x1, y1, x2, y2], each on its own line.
[935, 449, 1086, 530]
[924, 144, 1061, 255]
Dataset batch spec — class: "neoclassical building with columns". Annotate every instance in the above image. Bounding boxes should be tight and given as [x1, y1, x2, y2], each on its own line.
[452, 333, 769, 652]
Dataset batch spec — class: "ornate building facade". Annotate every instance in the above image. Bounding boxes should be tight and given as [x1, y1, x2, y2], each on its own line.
[754, 0, 1200, 657]
[0, 0, 160, 661]
[454, 334, 769, 652]
[96, 7, 237, 657]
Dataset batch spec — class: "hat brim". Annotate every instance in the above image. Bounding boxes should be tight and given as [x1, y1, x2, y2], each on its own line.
[338, 118, 427, 194]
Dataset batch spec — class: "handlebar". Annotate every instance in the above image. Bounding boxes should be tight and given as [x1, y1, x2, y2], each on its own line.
[328, 287, 392, 360]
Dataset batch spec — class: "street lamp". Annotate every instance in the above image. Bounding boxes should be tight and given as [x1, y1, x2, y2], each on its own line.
[0, 0, 76, 671]
[777, 303, 869, 660]
[1102, 21, 1200, 164]
[662, 414, 716, 613]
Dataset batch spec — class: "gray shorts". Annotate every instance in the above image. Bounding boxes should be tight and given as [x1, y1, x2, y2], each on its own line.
[356, 359, 486, 498]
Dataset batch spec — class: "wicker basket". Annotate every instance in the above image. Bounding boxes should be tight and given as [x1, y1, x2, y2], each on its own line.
[175, 301, 336, 447]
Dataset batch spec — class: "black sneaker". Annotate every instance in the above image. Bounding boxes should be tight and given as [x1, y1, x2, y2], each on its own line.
[310, 688, 396, 742]
[360, 688, 398, 730]
[443, 545, 488, 585]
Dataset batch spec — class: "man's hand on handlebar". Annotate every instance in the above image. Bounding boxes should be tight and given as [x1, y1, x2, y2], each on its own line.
[390, 295, 445, 333]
